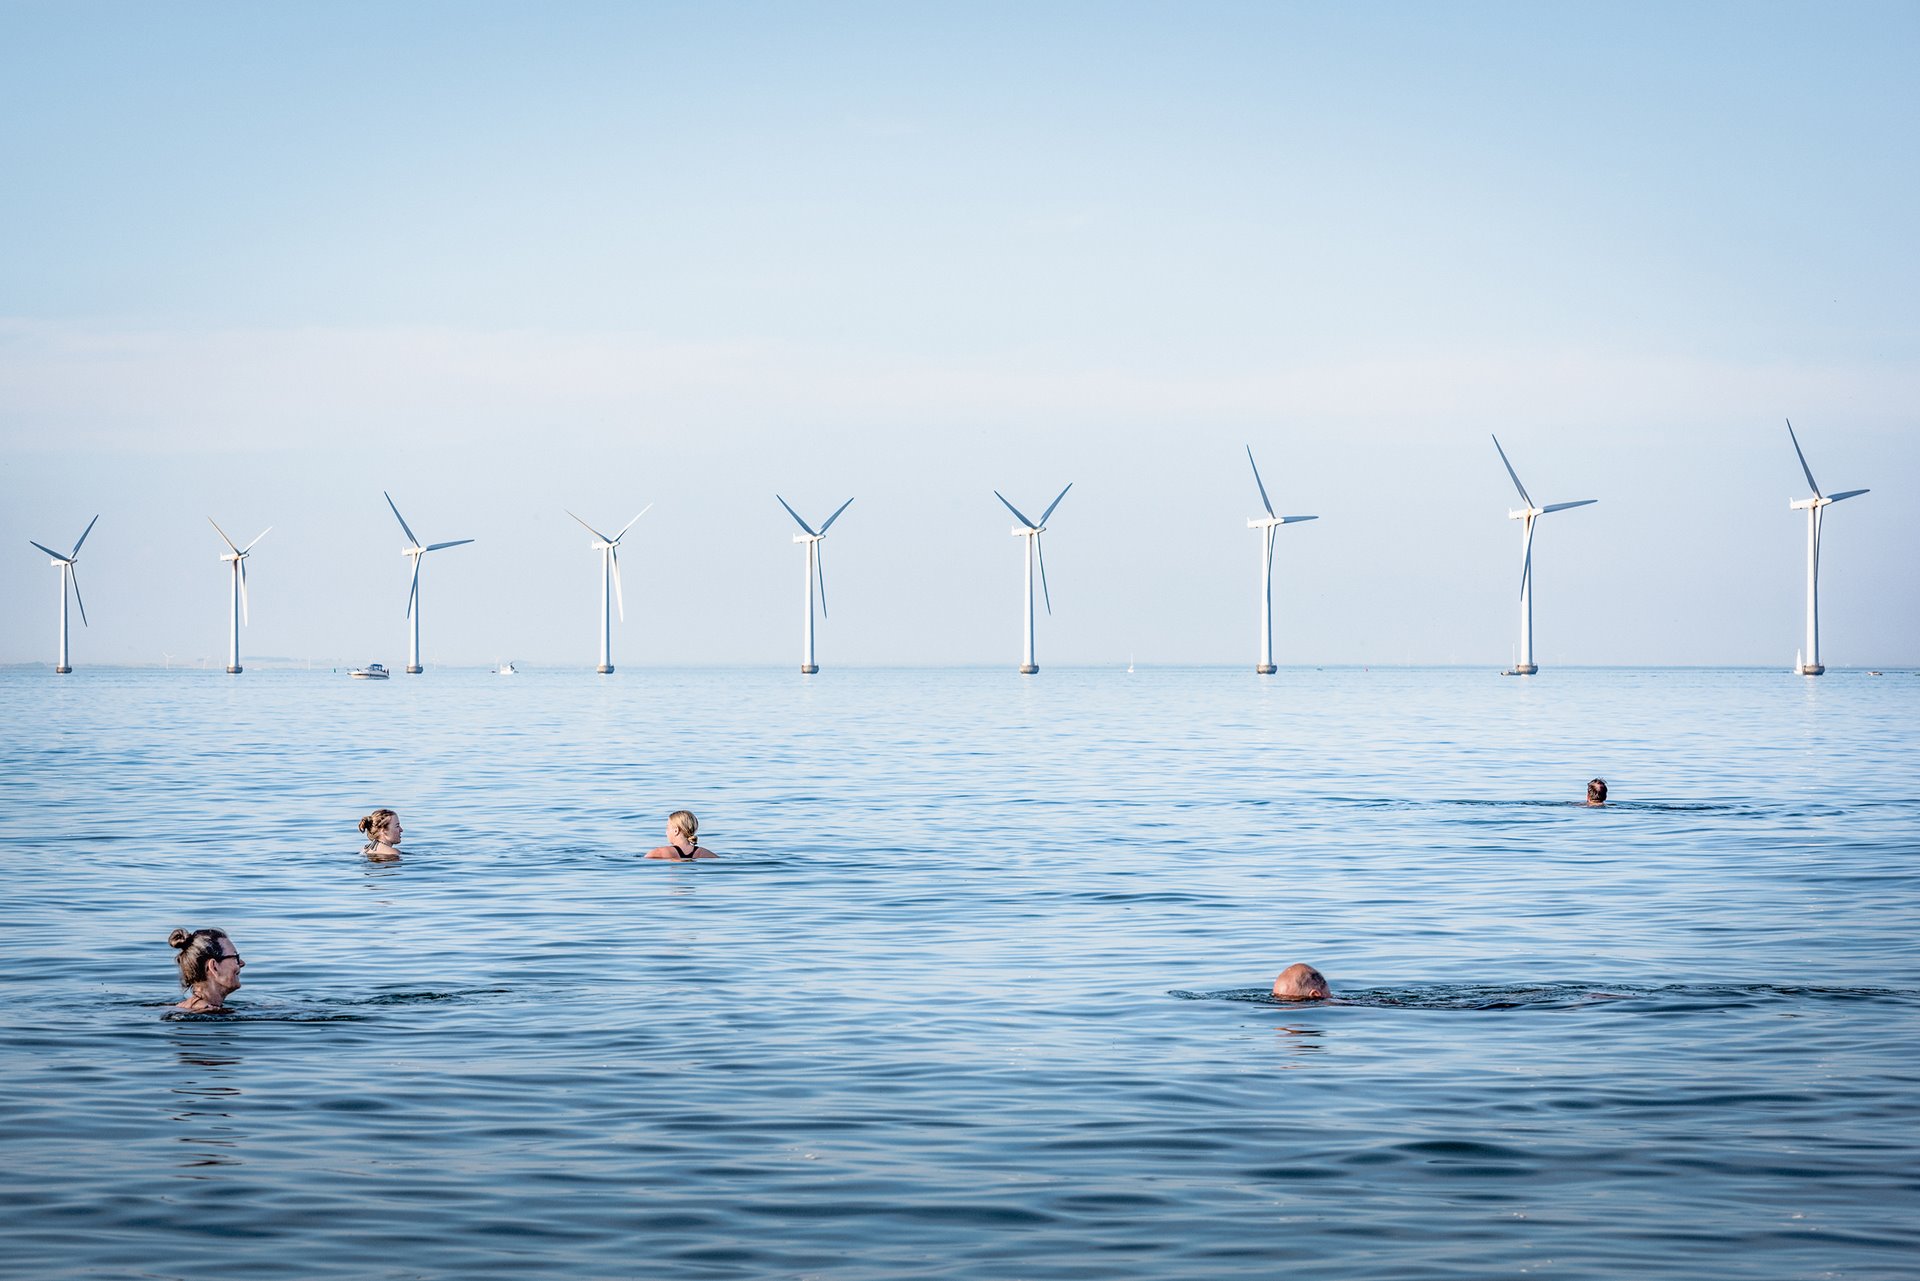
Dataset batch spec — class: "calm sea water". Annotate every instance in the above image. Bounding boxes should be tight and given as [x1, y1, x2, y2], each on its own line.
[3, 666, 1916, 1279]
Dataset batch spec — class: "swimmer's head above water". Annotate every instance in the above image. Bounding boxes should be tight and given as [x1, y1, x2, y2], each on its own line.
[359, 808, 402, 860]
[170, 926, 244, 1012]
[1586, 778, 1608, 806]
[1272, 963, 1330, 1001]
[647, 810, 715, 859]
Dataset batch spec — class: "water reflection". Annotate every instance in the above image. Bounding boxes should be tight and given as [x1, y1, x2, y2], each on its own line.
[169, 1047, 244, 1173]
[1270, 1024, 1326, 1061]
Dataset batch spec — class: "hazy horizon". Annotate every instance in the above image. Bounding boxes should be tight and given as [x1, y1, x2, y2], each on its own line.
[4, 3, 1915, 669]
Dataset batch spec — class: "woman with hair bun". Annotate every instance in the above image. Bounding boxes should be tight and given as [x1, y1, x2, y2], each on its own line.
[646, 810, 716, 860]
[169, 927, 245, 1012]
[359, 809, 403, 861]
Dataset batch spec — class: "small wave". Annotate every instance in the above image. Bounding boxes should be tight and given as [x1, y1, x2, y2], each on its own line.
[1173, 982, 1918, 1011]
[161, 1007, 368, 1023]
[337, 987, 512, 1007]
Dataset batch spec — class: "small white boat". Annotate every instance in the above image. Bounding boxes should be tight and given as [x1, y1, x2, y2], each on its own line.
[493, 662, 517, 676]
[350, 663, 390, 680]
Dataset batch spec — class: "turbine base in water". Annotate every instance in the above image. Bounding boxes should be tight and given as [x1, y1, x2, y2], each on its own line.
[405, 665, 424, 675]
[1256, 664, 1277, 675]
[54, 665, 71, 674]
[597, 665, 614, 674]
[1506, 663, 1538, 676]
[1800, 663, 1825, 676]
[800, 664, 818, 674]
[226, 665, 242, 674]
[1019, 664, 1038, 675]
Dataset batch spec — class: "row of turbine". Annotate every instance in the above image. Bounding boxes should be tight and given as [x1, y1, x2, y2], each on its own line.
[24, 423, 1869, 676]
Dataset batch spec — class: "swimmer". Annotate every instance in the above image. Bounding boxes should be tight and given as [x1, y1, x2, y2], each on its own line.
[359, 808, 403, 861]
[646, 810, 716, 860]
[1586, 778, 1608, 807]
[1272, 963, 1330, 1001]
[170, 927, 245, 1012]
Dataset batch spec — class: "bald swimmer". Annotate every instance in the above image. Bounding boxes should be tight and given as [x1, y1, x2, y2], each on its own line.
[1272, 963, 1330, 1001]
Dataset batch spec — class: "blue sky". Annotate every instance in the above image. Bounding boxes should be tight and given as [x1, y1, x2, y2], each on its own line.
[2, 2, 1914, 667]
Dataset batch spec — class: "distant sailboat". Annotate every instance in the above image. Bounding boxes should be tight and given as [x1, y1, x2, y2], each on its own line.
[1793, 648, 1802, 674]
[1128, 654, 1134, 674]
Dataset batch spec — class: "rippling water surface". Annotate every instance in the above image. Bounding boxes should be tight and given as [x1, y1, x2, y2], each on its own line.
[3, 666, 1917, 1279]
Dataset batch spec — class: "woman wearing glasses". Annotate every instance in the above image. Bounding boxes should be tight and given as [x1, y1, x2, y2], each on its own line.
[169, 927, 245, 1012]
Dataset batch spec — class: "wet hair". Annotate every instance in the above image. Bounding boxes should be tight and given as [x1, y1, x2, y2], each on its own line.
[358, 808, 398, 841]
[169, 927, 232, 989]
[1587, 778, 1608, 804]
[667, 810, 698, 843]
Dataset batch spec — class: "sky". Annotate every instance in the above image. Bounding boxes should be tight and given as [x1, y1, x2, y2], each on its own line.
[2, 1, 1914, 669]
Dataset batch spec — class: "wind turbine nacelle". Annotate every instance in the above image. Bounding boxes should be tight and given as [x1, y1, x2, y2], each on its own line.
[1789, 497, 1822, 511]
[1011, 525, 1040, 537]
[1508, 507, 1540, 521]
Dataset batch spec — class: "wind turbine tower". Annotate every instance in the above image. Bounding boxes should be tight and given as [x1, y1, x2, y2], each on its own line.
[995, 484, 1072, 675]
[567, 506, 650, 673]
[776, 495, 854, 674]
[28, 515, 98, 674]
[384, 492, 474, 674]
[210, 519, 270, 674]
[1244, 446, 1318, 674]
[1490, 436, 1595, 676]
[1786, 420, 1869, 676]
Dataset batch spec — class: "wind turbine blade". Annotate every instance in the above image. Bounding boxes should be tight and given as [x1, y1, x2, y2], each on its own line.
[818, 496, 855, 535]
[1265, 526, 1276, 596]
[567, 510, 614, 543]
[1520, 537, 1533, 602]
[1541, 499, 1597, 514]
[995, 491, 1038, 529]
[384, 492, 422, 547]
[239, 559, 251, 625]
[1040, 483, 1073, 525]
[614, 504, 652, 541]
[1037, 534, 1053, 615]
[1490, 436, 1533, 508]
[1246, 446, 1276, 519]
[29, 540, 66, 562]
[70, 514, 100, 558]
[775, 495, 818, 536]
[1826, 488, 1869, 503]
[816, 543, 829, 619]
[611, 547, 626, 622]
[425, 538, 474, 552]
[1280, 515, 1319, 524]
[208, 517, 242, 555]
[406, 558, 421, 617]
[242, 526, 272, 553]
[1785, 419, 1821, 496]
[69, 567, 89, 627]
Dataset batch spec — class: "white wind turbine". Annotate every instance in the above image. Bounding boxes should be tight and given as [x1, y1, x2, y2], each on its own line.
[1491, 436, 1595, 676]
[209, 519, 270, 674]
[776, 495, 854, 674]
[566, 506, 650, 673]
[1786, 419, 1869, 676]
[1245, 446, 1318, 674]
[28, 515, 98, 674]
[995, 483, 1072, 675]
[384, 492, 474, 674]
